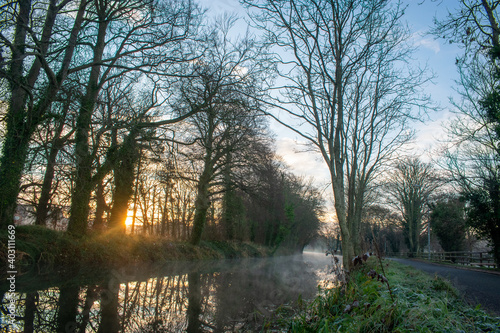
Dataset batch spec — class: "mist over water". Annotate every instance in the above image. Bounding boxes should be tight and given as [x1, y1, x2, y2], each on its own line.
[1, 253, 338, 332]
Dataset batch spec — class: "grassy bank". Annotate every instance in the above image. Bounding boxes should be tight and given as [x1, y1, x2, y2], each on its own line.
[0, 225, 271, 279]
[269, 257, 500, 332]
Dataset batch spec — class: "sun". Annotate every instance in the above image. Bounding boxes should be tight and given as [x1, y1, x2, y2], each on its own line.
[125, 211, 134, 226]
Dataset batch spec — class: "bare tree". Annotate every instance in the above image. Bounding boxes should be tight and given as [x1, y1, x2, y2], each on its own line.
[432, 0, 500, 62]
[33, 101, 75, 226]
[386, 157, 441, 255]
[171, 16, 269, 245]
[243, 0, 431, 268]
[361, 204, 403, 254]
[0, 0, 201, 231]
[66, 0, 201, 236]
[0, 0, 88, 228]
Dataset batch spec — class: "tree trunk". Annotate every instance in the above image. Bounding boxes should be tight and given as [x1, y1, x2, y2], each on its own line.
[108, 135, 139, 232]
[56, 286, 80, 333]
[0, 132, 31, 227]
[0, 0, 86, 228]
[190, 168, 212, 245]
[109, 180, 133, 232]
[93, 180, 107, 230]
[97, 279, 120, 333]
[222, 152, 235, 240]
[67, 17, 109, 236]
[35, 150, 57, 226]
[351, 184, 366, 254]
[339, 220, 356, 271]
[23, 292, 37, 333]
[67, 140, 94, 236]
[405, 213, 420, 255]
[36, 104, 72, 226]
[79, 286, 98, 333]
[160, 191, 169, 236]
[0, 0, 32, 228]
[130, 155, 142, 235]
[332, 173, 357, 270]
[186, 273, 202, 333]
[35, 134, 68, 226]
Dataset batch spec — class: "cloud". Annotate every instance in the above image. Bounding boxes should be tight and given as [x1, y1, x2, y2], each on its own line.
[276, 137, 330, 185]
[414, 37, 441, 54]
[403, 112, 455, 162]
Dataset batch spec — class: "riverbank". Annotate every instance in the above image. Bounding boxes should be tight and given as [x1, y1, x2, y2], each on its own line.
[0, 225, 272, 279]
[268, 256, 500, 332]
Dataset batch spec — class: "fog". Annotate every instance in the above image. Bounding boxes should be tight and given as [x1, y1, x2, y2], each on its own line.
[2, 253, 340, 332]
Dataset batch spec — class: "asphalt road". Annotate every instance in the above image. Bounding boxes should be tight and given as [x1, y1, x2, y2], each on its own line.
[389, 258, 500, 316]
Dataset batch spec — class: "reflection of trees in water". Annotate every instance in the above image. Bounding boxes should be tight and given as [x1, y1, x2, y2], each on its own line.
[1, 257, 322, 332]
[56, 285, 80, 332]
[0, 287, 82, 332]
[23, 292, 36, 333]
[0, 276, 190, 332]
[119, 274, 190, 332]
[97, 277, 120, 333]
[187, 273, 202, 333]
[80, 286, 99, 332]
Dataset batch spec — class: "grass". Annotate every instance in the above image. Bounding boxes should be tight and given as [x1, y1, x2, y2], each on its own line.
[267, 256, 500, 332]
[0, 225, 271, 280]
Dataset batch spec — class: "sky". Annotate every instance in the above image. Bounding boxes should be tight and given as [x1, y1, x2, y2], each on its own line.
[197, 0, 464, 203]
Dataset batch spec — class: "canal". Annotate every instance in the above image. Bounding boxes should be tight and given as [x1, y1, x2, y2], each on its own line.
[1, 252, 337, 332]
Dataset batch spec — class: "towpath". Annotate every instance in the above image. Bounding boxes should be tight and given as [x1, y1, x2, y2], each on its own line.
[389, 258, 500, 316]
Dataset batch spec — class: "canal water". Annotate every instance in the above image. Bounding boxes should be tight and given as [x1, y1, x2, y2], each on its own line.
[1, 252, 337, 332]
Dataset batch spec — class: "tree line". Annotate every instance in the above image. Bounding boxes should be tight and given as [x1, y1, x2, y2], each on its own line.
[346, 0, 500, 267]
[2, 0, 500, 268]
[240, 0, 500, 268]
[0, 0, 321, 251]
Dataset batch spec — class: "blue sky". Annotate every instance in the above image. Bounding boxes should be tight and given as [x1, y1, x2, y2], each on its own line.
[197, 0, 464, 193]
[401, 0, 462, 156]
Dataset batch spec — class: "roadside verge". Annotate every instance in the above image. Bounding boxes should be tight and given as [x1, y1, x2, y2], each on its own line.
[266, 257, 500, 332]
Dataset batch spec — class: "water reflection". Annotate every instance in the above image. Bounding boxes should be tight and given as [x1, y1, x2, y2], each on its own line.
[1, 253, 333, 332]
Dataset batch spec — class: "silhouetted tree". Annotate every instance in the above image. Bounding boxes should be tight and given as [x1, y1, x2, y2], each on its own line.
[243, 0, 432, 268]
[0, 0, 88, 228]
[67, 0, 200, 236]
[175, 17, 268, 245]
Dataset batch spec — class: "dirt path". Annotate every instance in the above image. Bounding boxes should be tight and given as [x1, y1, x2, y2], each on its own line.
[389, 258, 500, 316]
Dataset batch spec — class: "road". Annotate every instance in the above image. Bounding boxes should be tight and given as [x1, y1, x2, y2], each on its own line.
[390, 258, 500, 316]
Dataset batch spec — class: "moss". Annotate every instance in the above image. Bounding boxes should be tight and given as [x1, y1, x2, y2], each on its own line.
[1, 226, 82, 273]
